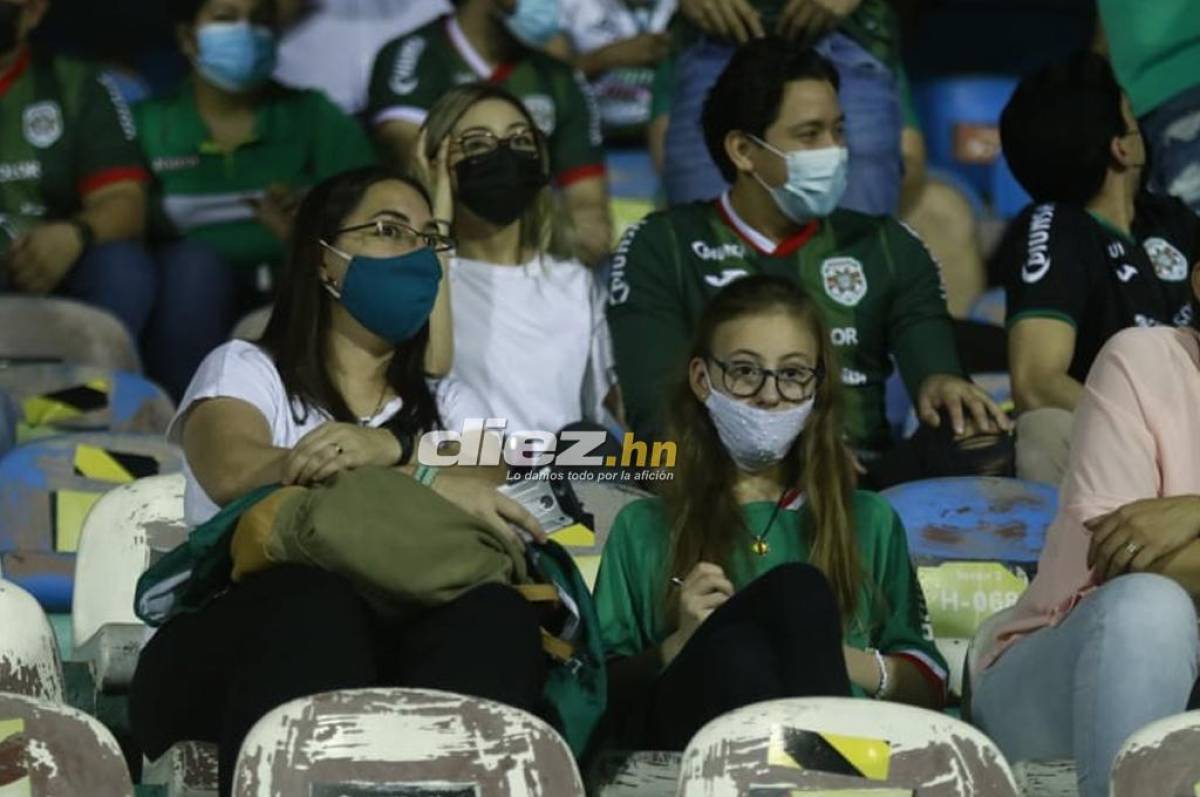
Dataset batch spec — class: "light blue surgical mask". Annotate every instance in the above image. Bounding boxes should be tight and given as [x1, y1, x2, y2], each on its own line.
[195, 21, 277, 93]
[750, 135, 849, 223]
[503, 0, 560, 47]
[320, 243, 443, 344]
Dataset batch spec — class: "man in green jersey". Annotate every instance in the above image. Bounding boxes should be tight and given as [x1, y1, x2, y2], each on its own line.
[368, 0, 613, 266]
[609, 38, 1010, 485]
[0, 0, 154, 338]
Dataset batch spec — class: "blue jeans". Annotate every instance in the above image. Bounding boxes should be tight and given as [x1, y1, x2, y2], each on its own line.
[1141, 84, 1200, 213]
[661, 32, 902, 214]
[143, 240, 241, 400]
[971, 573, 1199, 797]
[56, 240, 157, 339]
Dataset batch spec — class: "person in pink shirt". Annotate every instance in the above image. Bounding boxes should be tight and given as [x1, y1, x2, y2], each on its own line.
[971, 267, 1200, 797]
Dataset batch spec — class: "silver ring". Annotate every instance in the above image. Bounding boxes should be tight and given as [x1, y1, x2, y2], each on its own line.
[1125, 542, 1140, 556]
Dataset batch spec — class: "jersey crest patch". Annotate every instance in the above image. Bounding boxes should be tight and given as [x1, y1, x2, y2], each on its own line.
[523, 94, 557, 136]
[23, 101, 63, 149]
[1143, 237, 1189, 282]
[821, 257, 868, 307]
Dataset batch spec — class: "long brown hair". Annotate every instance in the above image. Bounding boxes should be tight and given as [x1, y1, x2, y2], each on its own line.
[419, 82, 573, 259]
[663, 275, 862, 618]
[258, 167, 441, 464]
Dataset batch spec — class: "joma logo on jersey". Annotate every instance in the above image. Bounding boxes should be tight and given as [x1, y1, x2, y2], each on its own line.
[704, 269, 749, 288]
[389, 37, 426, 95]
[1023, 204, 1055, 283]
[820, 257, 868, 307]
[691, 240, 745, 261]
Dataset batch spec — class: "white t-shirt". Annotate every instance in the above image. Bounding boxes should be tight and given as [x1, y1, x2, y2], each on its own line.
[171, 340, 412, 527]
[273, 0, 451, 114]
[558, 0, 675, 131]
[446, 253, 617, 437]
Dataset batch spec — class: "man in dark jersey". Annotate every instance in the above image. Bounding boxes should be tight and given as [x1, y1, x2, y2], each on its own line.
[0, 0, 153, 338]
[998, 52, 1198, 483]
[609, 38, 1010, 487]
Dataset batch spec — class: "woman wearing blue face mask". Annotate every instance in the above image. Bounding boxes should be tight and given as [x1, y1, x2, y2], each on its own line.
[129, 166, 550, 797]
[132, 0, 378, 400]
[592, 275, 946, 750]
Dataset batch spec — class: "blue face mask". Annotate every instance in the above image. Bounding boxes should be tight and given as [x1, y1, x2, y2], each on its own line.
[195, 21, 277, 92]
[503, 0, 560, 47]
[750, 136, 849, 223]
[320, 243, 443, 344]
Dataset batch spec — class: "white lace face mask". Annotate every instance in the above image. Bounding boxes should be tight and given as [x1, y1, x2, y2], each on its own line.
[702, 367, 815, 472]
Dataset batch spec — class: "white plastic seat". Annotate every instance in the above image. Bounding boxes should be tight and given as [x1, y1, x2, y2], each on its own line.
[72, 473, 187, 691]
[0, 692, 133, 795]
[0, 296, 140, 372]
[1110, 711, 1200, 796]
[0, 579, 63, 701]
[232, 687, 586, 796]
[69, 473, 218, 797]
[677, 696, 1020, 796]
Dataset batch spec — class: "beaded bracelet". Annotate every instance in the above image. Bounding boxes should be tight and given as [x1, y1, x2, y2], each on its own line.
[871, 648, 890, 699]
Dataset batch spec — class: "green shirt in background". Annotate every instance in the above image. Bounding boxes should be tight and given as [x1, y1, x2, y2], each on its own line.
[368, 15, 606, 187]
[133, 81, 376, 271]
[1098, 0, 1200, 117]
[593, 491, 947, 699]
[0, 46, 147, 237]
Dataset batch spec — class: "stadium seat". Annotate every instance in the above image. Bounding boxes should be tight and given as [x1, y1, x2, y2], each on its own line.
[72, 474, 186, 692]
[232, 687, 586, 796]
[0, 364, 174, 444]
[965, 608, 1076, 797]
[913, 75, 1021, 207]
[676, 696, 1020, 795]
[0, 579, 63, 702]
[60, 472, 218, 796]
[0, 434, 183, 611]
[967, 286, 1007, 327]
[0, 297, 140, 373]
[589, 750, 681, 797]
[882, 477, 1056, 699]
[564, 479, 650, 589]
[606, 147, 660, 245]
[1110, 711, 1200, 797]
[230, 305, 272, 341]
[0, 692, 134, 796]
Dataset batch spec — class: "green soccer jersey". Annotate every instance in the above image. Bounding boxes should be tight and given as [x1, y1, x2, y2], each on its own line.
[0, 46, 147, 238]
[608, 194, 962, 455]
[134, 80, 376, 271]
[368, 15, 606, 187]
[593, 491, 948, 699]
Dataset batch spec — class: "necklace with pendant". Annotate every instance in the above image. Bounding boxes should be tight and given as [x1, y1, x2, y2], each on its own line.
[750, 489, 789, 556]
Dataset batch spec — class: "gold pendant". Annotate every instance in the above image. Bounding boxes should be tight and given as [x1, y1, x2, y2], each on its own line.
[751, 538, 770, 556]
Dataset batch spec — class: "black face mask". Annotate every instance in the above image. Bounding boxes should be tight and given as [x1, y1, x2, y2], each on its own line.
[0, 2, 22, 56]
[454, 146, 548, 227]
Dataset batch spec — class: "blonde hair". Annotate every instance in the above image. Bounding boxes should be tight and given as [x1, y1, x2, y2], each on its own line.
[419, 83, 574, 260]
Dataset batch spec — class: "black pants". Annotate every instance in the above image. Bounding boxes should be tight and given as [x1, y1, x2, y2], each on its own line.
[130, 566, 547, 797]
[642, 563, 852, 750]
